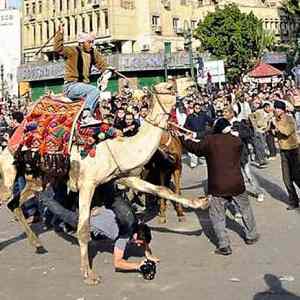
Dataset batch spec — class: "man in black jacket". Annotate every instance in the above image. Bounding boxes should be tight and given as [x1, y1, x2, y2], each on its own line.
[184, 102, 212, 167]
[181, 118, 259, 255]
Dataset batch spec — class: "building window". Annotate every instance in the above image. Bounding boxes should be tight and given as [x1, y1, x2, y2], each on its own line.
[66, 16, 70, 37]
[45, 20, 49, 39]
[173, 17, 179, 31]
[75, 17, 78, 35]
[82, 15, 85, 32]
[104, 9, 109, 30]
[25, 3, 30, 15]
[191, 20, 197, 30]
[89, 14, 93, 32]
[74, 0, 77, 9]
[39, 23, 42, 43]
[152, 15, 160, 26]
[25, 25, 30, 46]
[32, 2, 36, 14]
[52, 20, 56, 33]
[59, 0, 63, 11]
[198, 0, 203, 6]
[180, 0, 187, 5]
[33, 24, 36, 45]
[52, 0, 56, 15]
[67, 0, 70, 10]
[38, 0, 42, 13]
[96, 11, 100, 32]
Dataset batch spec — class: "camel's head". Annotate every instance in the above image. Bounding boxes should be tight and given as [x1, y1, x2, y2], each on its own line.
[152, 82, 176, 113]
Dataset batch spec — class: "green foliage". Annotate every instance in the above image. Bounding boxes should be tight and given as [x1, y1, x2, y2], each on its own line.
[281, 0, 300, 16]
[194, 3, 275, 82]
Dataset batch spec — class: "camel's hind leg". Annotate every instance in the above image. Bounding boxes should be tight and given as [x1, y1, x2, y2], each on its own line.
[77, 182, 100, 285]
[172, 168, 185, 222]
[7, 195, 47, 254]
[158, 172, 167, 224]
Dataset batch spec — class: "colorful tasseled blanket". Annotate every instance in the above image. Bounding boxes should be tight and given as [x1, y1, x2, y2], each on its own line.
[9, 95, 84, 155]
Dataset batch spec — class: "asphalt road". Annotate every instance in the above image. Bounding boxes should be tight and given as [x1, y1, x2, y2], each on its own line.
[0, 156, 300, 300]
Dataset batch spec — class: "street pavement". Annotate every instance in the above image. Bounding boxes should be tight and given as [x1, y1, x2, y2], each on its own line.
[0, 156, 300, 300]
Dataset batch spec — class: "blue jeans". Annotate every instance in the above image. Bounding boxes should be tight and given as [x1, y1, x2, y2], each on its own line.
[242, 162, 263, 197]
[13, 175, 26, 197]
[64, 82, 101, 113]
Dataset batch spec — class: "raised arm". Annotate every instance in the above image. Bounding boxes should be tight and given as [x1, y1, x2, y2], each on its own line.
[53, 23, 73, 57]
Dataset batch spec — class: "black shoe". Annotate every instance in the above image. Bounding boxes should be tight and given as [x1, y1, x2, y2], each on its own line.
[245, 234, 260, 245]
[286, 204, 299, 211]
[214, 246, 232, 256]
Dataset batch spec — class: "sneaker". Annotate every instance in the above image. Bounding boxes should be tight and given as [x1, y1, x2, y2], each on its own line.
[80, 115, 101, 127]
[190, 163, 197, 168]
[257, 194, 264, 203]
[245, 234, 260, 245]
[235, 212, 242, 219]
[267, 156, 276, 161]
[214, 246, 232, 256]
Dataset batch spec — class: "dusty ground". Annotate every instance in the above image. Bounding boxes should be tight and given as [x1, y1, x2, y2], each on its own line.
[0, 156, 300, 300]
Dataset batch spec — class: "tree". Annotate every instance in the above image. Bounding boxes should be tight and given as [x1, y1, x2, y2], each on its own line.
[281, 0, 300, 16]
[280, 0, 300, 42]
[194, 4, 275, 82]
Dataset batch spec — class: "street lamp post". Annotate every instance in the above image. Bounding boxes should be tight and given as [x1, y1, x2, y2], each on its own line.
[183, 21, 195, 81]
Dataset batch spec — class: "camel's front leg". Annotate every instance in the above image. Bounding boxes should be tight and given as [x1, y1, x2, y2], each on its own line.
[77, 183, 100, 285]
[117, 177, 208, 209]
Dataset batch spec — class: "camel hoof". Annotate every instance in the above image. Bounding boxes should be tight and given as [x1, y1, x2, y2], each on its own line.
[35, 246, 48, 254]
[158, 217, 167, 224]
[84, 272, 102, 286]
[178, 215, 186, 222]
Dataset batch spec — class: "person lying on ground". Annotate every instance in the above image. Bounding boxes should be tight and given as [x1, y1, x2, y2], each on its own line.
[39, 181, 159, 272]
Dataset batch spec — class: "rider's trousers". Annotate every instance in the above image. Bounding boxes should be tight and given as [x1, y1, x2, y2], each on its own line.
[64, 82, 101, 113]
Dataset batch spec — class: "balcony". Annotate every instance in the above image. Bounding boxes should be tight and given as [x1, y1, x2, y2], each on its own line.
[152, 25, 162, 33]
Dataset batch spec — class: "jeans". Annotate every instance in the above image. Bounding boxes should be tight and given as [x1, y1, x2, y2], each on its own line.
[253, 130, 267, 164]
[280, 148, 300, 206]
[39, 185, 78, 229]
[13, 175, 26, 196]
[295, 111, 300, 130]
[64, 82, 101, 113]
[242, 162, 263, 197]
[189, 152, 198, 167]
[265, 132, 277, 157]
[209, 191, 258, 248]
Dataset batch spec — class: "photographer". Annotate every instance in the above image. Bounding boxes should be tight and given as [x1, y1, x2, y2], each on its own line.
[39, 181, 159, 274]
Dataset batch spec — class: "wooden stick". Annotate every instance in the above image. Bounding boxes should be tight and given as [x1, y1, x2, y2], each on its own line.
[35, 32, 57, 56]
[114, 70, 129, 81]
[168, 122, 200, 142]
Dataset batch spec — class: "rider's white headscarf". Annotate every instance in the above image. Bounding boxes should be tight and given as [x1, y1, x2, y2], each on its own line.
[78, 32, 96, 43]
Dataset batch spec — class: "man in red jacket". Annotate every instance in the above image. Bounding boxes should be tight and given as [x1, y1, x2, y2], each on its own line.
[181, 118, 259, 255]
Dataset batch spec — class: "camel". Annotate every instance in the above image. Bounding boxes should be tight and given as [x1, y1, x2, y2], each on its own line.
[0, 82, 207, 285]
[145, 131, 185, 224]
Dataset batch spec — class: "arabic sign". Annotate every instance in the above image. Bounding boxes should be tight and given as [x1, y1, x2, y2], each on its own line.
[262, 52, 287, 64]
[17, 52, 191, 82]
[197, 60, 225, 84]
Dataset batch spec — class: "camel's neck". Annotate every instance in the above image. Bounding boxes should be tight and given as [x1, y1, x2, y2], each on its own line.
[124, 96, 168, 168]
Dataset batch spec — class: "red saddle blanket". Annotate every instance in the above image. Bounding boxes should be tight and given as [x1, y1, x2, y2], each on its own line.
[9, 95, 84, 155]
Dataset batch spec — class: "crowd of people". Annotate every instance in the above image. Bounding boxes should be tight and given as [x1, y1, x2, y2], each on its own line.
[1, 74, 300, 276]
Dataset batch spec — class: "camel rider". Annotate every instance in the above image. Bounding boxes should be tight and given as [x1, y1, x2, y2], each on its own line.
[54, 23, 111, 127]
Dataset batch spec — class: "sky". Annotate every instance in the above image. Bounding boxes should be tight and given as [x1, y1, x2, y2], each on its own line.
[8, 0, 21, 8]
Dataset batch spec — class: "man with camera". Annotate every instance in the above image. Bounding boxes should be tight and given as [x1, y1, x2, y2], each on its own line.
[39, 181, 159, 278]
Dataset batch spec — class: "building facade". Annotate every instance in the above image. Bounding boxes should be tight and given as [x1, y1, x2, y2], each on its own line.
[22, 0, 293, 62]
[0, 8, 21, 97]
[19, 0, 299, 100]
